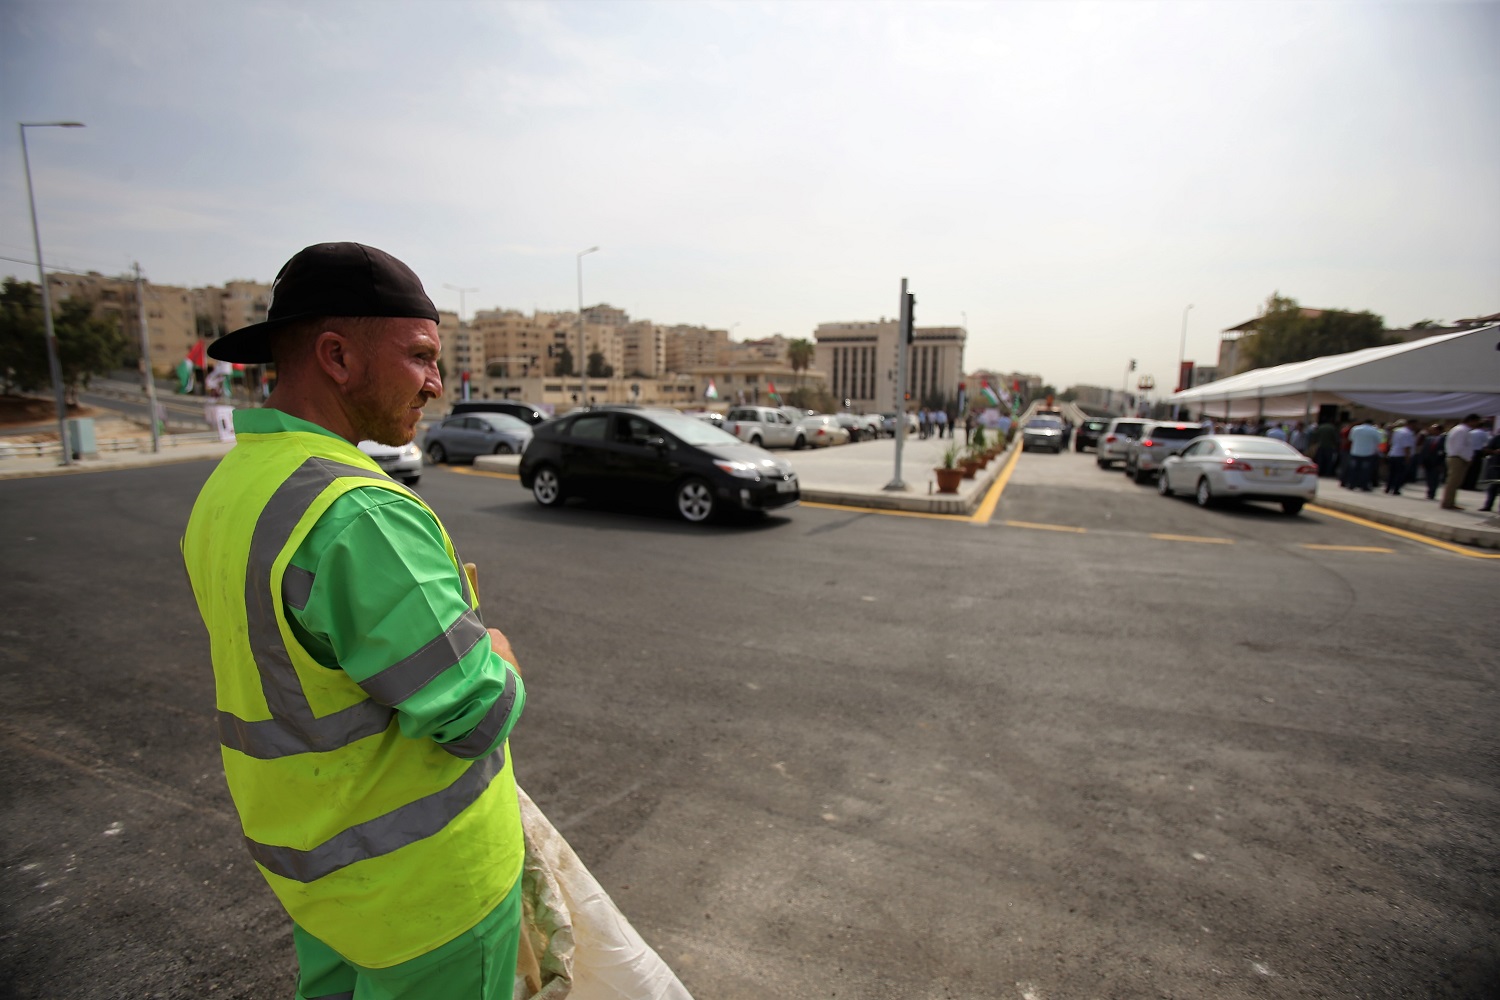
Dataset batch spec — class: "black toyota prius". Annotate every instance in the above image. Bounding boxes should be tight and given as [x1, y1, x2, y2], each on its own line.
[518, 406, 800, 523]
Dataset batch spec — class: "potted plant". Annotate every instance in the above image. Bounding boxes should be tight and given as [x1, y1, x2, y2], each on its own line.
[935, 442, 964, 493]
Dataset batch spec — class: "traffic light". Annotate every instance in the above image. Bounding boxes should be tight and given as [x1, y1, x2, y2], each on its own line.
[904, 391, 911, 401]
[905, 293, 916, 344]
[1129, 359, 1137, 371]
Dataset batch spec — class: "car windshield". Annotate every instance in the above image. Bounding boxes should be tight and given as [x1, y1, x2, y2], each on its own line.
[1149, 426, 1205, 440]
[1223, 437, 1303, 457]
[651, 411, 744, 446]
[477, 413, 530, 431]
[1027, 418, 1063, 429]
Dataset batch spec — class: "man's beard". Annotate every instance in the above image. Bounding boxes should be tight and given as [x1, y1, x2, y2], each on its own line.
[348, 383, 421, 447]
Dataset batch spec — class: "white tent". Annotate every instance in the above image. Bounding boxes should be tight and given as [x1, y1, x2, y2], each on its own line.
[1170, 325, 1500, 420]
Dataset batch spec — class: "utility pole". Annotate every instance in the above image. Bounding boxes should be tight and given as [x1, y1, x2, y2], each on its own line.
[134, 263, 160, 452]
[885, 278, 913, 492]
[577, 247, 599, 409]
[443, 284, 478, 322]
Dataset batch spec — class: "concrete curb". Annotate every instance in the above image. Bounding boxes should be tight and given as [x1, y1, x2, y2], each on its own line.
[476, 439, 1018, 516]
[1310, 495, 1500, 550]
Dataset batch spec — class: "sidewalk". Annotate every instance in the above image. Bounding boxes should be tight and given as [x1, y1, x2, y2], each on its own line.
[1311, 479, 1500, 550]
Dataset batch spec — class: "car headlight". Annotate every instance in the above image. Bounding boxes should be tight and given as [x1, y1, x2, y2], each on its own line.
[713, 459, 763, 480]
[401, 443, 420, 459]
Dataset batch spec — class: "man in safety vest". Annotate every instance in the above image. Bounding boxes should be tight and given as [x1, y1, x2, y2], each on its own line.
[182, 243, 527, 999]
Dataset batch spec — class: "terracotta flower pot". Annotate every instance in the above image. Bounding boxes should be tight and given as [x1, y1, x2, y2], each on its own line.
[934, 466, 964, 493]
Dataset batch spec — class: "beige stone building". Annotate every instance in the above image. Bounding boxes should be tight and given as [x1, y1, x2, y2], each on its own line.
[663, 324, 732, 373]
[814, 320, 966, 412]
[48, 271, 198, 375]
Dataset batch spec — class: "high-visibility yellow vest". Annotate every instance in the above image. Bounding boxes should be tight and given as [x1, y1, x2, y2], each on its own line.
[182, 423, 522, 968]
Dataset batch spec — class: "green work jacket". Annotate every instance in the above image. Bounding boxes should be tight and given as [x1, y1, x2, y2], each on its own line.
[181, 408, 525, 967]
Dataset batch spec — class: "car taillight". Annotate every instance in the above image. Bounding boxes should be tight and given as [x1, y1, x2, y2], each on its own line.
[1105, 434, 1117, 443]
[1224, 459, 1252, 471]
[1141, 438, 1154, 448]
[1295, 463, 1317, 474]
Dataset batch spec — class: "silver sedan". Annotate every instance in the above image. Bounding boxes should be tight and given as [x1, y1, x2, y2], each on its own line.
[1157, 434, 1319, 515]
[423, 412, 534, 464]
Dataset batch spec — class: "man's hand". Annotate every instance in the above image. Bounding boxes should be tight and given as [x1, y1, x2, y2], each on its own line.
[488, 627, 520, 676]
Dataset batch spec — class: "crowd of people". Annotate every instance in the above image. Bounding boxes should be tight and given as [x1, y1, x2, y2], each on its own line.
[1207, 413, 1499, 512]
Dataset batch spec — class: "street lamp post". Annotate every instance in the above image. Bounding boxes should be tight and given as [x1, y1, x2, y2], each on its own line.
[443, 283, 478, 322]
[576, 246, 598, 409]
[1174, 303, 1193, 420]
[19, 120, 85, 466]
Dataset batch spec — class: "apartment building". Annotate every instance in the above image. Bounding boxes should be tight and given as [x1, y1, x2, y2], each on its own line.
[47, 271, 198, 375]
[663, 324, 732, 373]
[814, 320, 966, 412]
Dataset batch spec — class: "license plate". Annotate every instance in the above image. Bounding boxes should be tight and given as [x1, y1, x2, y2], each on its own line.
[776, 477, 797, 493]
[1261, 468, 1287, 478]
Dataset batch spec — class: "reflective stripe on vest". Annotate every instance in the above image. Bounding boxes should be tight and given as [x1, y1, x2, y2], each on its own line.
[222, 455, 502, 882]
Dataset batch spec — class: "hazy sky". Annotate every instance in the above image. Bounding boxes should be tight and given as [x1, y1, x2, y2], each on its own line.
[3, 0, 1497, 391]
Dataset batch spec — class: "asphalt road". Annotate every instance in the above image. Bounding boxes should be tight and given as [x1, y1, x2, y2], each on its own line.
[1, 448, 1495, 999]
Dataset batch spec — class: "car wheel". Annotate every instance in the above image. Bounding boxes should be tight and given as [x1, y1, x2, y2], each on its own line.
[1282, 499, 1305, 516]
[793, 435, 807, 450]
[531, 465, 565, 508]
[1134, 465, 1151, 484]
[1157, 471, 1173, 497]
[675, 477, 715, 523]
[750, 435, 763, 447]
[1195, 477, 1214, 508]
[426, 442, 447, 464]
[402, 475, 421, 487]
[1097, 458, 1110, 469]
[493, 442, 514, 455]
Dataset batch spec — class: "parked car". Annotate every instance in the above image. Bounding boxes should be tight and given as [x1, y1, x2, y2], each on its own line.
[1074, 418, 1110, 452]
[518, 406, 799, 523]
[449, 399, 550, 425]
[1122, 420, 1211, 483]
[857, 413, 886, 438]
[1021, 416, 1066, 453]
[798, 414, 850, 447]
[834, 413, 871, 442]
[1157, 434, 1319, 515]
[686, 410, 725, 428]
[423, 412, 534, 464]
[881, 412, 921, 436]
[357, 440, 422, 486]
[724, 405, 804, 449]
[1096, 418, 1147, 469]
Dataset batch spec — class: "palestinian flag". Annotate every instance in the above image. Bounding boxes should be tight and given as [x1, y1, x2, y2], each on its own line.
[980, 381, 1001, 406]
[704, 378, 719, 401]
[766, 380, 781, 404]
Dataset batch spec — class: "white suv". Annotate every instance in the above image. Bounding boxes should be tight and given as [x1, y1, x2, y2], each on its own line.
[1096, 417, 1147, 469]
[724, 405, 805, 449]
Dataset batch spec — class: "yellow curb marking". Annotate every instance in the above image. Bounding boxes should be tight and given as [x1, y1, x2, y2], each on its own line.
[1004, 520, 1087, 533]
[1149, 533, 1234, 544]
[449, 466, 519, 481]
[1300, 544, 1394, 554]
[971, 442, 1023, 525]
[1307, 504, 1500, 560]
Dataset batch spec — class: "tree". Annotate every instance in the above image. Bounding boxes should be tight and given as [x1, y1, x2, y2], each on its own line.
[787, 338, 814, 383]
[553, 345, 574, 377]
[1241, 292, 1391, 369]
[587, 351, 613, 378]
[0, 278, 130, 403]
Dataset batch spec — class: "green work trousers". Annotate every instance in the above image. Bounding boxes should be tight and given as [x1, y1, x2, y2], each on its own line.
[292, 877, 522, 1000]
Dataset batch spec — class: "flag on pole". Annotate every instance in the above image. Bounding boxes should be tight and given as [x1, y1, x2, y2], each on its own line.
[186, 339, 208, 368]
[766, 380, 781, 404]
[704, 378, 719, 401]
[980, 381, 1001, 406]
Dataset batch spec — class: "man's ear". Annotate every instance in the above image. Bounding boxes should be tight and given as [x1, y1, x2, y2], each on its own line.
[313, 330, 353, 385]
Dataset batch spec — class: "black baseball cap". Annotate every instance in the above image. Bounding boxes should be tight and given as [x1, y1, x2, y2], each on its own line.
[207, 242, 439, 364]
